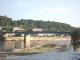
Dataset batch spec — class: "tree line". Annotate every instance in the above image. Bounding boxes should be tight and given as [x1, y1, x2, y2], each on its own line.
[0, 15, 76, 32]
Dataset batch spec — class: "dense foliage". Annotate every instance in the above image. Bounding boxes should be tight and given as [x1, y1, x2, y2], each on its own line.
[1, 27, 13, 31]
[71, 28, 80, 50]
[0, 15, 75, 31]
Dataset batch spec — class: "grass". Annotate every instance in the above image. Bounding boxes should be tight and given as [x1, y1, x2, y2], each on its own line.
[21, 44, 56, 53]
[38, 46, 44, 50]
[21, 49, 34, 53]
[38, 44, 56, 50]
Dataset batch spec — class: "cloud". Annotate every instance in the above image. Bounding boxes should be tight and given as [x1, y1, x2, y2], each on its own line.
[78, 2, 80, 4]
[17, 2, 28, 6]
[71, 5, 76, 7]
[45, 8, 71, 14]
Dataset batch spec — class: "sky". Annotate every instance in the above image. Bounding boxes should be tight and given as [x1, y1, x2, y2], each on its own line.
[0, 0, 80, 27]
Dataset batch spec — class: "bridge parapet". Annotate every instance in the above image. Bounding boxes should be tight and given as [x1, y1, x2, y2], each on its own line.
[2, 31, 72, 34]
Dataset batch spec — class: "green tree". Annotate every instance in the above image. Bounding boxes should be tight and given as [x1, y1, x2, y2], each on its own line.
[71, 28, 80, 51]
[0, 15, 76, 32]
[1, 27, 13, 31]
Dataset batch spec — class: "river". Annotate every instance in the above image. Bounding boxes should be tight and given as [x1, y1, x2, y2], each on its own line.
[5, 45, 80, 60]
[0, 40, 80, 60]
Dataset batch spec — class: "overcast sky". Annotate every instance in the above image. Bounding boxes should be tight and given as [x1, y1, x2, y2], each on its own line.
[0, 0, 80, 27]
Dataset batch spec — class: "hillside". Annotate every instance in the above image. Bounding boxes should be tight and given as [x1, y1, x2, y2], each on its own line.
[0, 15, 75, 32]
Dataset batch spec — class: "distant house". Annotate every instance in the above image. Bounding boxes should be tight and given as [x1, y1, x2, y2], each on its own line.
[0, 27, 25, 37]
[13, 27, 24, 31]
[6, 27, 25, 37]
[32, 28, 43, 32]
[25, 28, 43, 32]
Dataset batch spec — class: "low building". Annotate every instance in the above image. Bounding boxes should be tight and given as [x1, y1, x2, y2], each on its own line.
[10, 27, 25, 36]
[13, 27, 24, 31]
[32, 28, 42, 32]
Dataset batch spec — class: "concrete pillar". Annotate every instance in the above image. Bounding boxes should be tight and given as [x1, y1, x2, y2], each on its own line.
[24, 34, 30, 49]
[26, 34, 30, 49]
[24, 34, 26, 48]
[4, 41, 9, 51]
[21, 40, 24, 49]
[12, 41, 14, 49]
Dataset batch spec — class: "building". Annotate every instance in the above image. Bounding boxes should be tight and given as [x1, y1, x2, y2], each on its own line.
[13, 27, 24, 31]
[9, 27, 25, 37]
[32, 28, 43, 32]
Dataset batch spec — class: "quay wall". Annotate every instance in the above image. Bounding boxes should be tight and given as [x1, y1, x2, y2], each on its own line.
[5, 37, 71, 41]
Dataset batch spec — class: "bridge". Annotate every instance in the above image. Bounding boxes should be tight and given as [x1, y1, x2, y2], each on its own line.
[2, 31, 72, 49]
[3, 31, 72, 34]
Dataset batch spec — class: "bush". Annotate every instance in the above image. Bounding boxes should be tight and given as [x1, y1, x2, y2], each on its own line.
[71, 28, 80, 50]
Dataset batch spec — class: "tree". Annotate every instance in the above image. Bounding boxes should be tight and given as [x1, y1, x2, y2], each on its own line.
[0, 15, 76, 31]
[1, 27, 13, 31]
[71, 28, 80, 51]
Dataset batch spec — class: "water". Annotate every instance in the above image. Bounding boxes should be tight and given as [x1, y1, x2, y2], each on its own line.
[5, 46, 80, 60]
[1, 40, 80, 60]
[30, 40, 71, 47]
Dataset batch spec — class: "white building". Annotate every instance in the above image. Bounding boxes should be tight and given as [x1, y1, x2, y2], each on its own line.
[13, 27, 24, 31]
